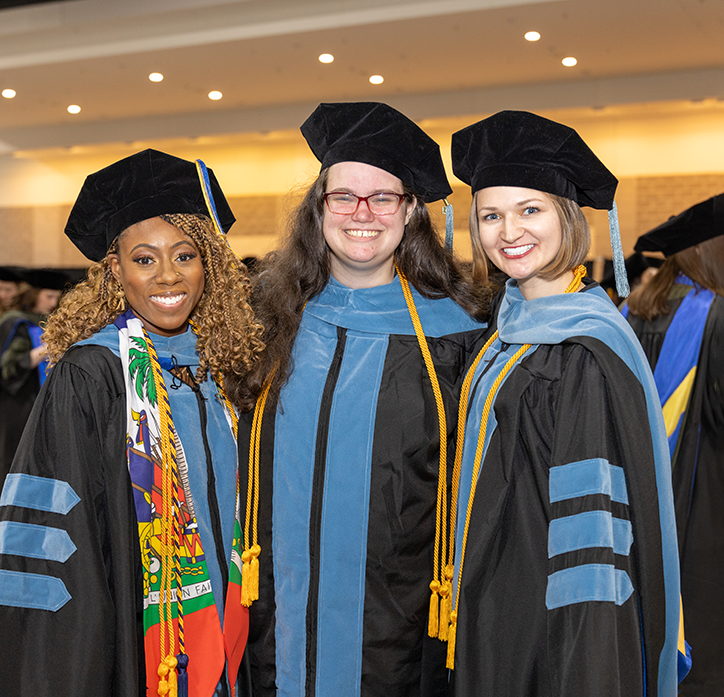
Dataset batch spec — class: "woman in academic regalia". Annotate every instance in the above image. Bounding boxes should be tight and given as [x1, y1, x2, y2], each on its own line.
[445, 111, 683, 696]
[0, 149, 264, 696]
[0, 267, 68, 485]
[0, 265, 24, 315]
[624, 194, 724, 697]
[237, 102, 489, 696]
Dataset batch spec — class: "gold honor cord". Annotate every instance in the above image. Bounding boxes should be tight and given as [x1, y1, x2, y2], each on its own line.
[446, 265, 587, 670]
[147, 320, 240, 696]
[241, 377, 272, 607]
[395, 264, 451, 640]
[144, 329, 181, 697]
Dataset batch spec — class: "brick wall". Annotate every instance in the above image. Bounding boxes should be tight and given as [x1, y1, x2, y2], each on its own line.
[2, 174, 723, 268]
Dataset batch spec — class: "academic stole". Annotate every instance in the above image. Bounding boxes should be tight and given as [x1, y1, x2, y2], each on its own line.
[115, 310, 248, 697]
[651, 276, 714, 458]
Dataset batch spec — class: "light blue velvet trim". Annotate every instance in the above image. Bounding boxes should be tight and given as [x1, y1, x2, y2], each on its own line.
[305, 276, 483, 337]
[546, 564, 634, 609]
[315, 328, 387, 696]
[548, 511, 633, 558]
[549, 459, 629, 505]
[0, 473, 80, 515]
[0, 521, 76, 562]
[0, 569, 71, 611]
[273, 315, 338, 696]
[496, 281, 679, 692]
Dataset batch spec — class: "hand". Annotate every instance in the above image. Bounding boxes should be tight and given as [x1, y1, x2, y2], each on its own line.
[29, 345, 48, 368]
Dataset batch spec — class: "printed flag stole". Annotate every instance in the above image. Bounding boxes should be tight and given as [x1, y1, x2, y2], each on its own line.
[115, 310, 248, 696]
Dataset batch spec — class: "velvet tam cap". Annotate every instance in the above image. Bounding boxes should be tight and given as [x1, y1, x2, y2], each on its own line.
[21, 268, 70, 291]
[635, 193, 724, 257]
[452, 110, 618, 209]
[0, 266, 24, 283]
[301, 102, 452, 203]
[65, 149, 235, 261]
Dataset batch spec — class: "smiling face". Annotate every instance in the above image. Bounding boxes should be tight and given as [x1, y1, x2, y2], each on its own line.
[476, 186, 574, 299]
[322, 161, 416, 288]
[108, 216, 205, 336]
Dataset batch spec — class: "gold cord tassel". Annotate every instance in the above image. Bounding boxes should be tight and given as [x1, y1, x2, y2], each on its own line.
[241, 549, 252, 607]
[438, 564, 453, 640]
[249, 543, 261, 602]
[446, 611, 458, 670]
[157, 655, 178, 696]
[428, 580, 440, 637]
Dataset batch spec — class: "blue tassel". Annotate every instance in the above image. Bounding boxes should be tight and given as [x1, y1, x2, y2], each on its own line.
[608, 201, 630, 298]
[176, 652, 189, 697]
[195, 159, 225, 236]
[443, 199, 454, 251]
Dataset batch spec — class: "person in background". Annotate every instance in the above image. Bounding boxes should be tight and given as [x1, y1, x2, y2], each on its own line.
[238, 101, 489, 696]
[601, 251, 662, 305]
[0, 267, 68, 485]
[0, 149, 264, 696]
[446, 110, 684, 696]
[0, 266, 24, 315]
[624, 193, 724, 697]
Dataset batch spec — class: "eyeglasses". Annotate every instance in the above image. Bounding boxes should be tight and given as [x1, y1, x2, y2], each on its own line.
[323, 191, 409, 216]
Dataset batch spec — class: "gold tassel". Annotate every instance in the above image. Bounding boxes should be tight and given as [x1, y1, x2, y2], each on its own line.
[241, 549, 252, 607]
[166, 655, 178, 697]
[428, 580, 440, 637]
[446, 611, 457, 670]
[438, 584, 450, 641]
[249, 544, 261, 602]
[438, 564, 454, 640]
[157, 654, 178, 696]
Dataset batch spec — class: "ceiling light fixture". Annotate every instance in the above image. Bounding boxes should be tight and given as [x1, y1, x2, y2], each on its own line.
[524, 31, 541, 41]
[369, 75, 384, 85]
[562, 57, 578, 67]
[319, 53, 334, 64]
[208, 91, 223, 100]
[2, 89, 16, 99]
[67, 104, 81, 114]
[149, 72, 164, 82]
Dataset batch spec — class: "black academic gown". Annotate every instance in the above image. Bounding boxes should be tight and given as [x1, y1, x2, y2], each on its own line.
[626, 285, 724, 697]
[0, 326, 243, 696]
[237, 276, 484, 697]
[451, 281, 680, 697]
[0, 344, 145, 696]
[0, 311, 45, 484]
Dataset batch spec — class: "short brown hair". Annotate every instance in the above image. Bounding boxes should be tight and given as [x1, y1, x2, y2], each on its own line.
[468, 190, 590, 285]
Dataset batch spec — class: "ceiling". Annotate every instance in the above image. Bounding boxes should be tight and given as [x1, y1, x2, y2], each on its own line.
[1, 0, 724, 153]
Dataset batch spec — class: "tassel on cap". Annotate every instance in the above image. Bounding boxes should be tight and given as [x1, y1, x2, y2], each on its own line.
[443, 198, 454, 251]
[608, 201, 630, 298]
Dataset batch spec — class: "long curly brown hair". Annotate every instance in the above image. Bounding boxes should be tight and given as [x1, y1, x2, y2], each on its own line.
[245, 169, 491, 402]
[43, 214, 265, 411]
[626, 234, 724, 321]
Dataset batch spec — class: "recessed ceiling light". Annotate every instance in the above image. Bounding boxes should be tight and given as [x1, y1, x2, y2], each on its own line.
[149, 72, 164, 83]
[208, 91, 223, 100]
[562, 57, 577, 67]
[319, 53, 334, 64]
[2, 89, 16, 99]
[369, 75, 384, 85]
[524, 31, 541, 42]
[67, 104, 81, 114]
